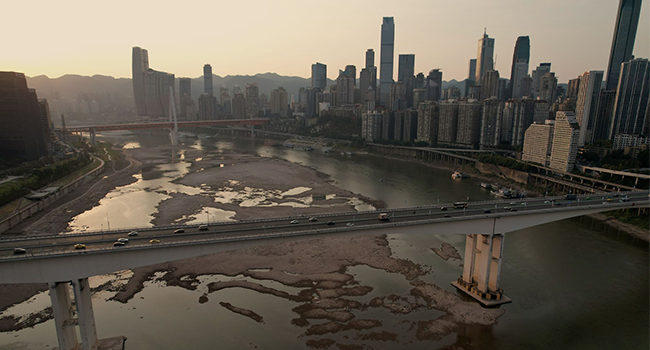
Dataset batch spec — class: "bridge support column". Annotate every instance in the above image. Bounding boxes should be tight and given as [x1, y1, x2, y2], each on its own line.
[90, 128, 96, 146]
[49, 282, 78, 350]
[72, 278, 98, 350]
[452, 230, 511, 306]
[49, 279, 98, 350]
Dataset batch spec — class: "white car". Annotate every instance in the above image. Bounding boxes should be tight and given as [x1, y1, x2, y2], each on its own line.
[117, 238, 129, 243]
[128, 231, 138, 236]
[198, 225, 208, 231]
[309, 217, 318, 222]
[290, 220, 299, 224]
[346, 222, 355, 227]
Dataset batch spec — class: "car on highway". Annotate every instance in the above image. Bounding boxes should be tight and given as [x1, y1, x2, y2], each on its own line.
[326, 221, 335, 226]
[443, 214, 452, 218]
[149, 239, 160, 244]
[346, 222, 354, 227]
[440, 206, 447, 211]
[309, 217, 318, 222]
[113, 241, 125, 247]
[290, 220, 299, 224]
[117, 238, 129, 243]
[128, 231, 138, 236]
[173, 229, 185, 234]
[553, 202, 562, 206]
[74, 244, 86, 250]
[510, 201, 517, 205]
[504, 206, 511, 210]
[198, 225, 208, 231]
[544, 200, 550, 204]
[510, 208, 518, 212]
[13, 248, 26, 254]
[484, 209, 491, 213]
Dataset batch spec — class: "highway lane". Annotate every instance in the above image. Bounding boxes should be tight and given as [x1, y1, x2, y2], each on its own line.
[1, 191, 647, 257]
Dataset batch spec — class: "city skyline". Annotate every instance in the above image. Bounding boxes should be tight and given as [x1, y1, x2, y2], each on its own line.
[2, 0, 649, 83]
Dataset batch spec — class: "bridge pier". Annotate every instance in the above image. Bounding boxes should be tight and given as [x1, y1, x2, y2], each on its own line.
[90, 128, 96, 146]
[452, 228, 511, 306]
[49, 278, 98, 350]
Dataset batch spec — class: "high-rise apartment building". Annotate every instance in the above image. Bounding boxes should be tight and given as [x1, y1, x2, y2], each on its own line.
[361, 111, 383, 141]
[198, 94, 217, 120]
[344, 65, 357, 87]
[575, 70, 604, 146]
[456, 101, 483, 147]
[426, 69, 443, 102]
[179, 78, 191, 100]
[389, 82, 406, 111]
[522, 120, 555, 166]
[480, 99, 504, 148]
[509, 36, 530, 99]
[359, 67, 377, 100]
[503, 99, 536, 146]
[231, 93, 246, 119]
[270, 87, 288, 117]
[476, 31, 495, 85]
[203, 64, 213, 95]
[549, 112, 580, 172]
[480, 70, 500, 100]
[567, 78, 581, 99]
[245, 83, 260, 118]
[0, 72, 50, 161]
[609, 58, 649, 138]
[398, 54, 415, 107]
[220, 87, 231, 115]
[594, 90, 617, 141]
[132, 47, 175, 118]
[511, 61, 530, 99]
[179, 78, 193, 120]
[531, 63, 552, 97]
[605, 0, 642, 90]
[467, 59, 477, 96]
[416, 101, 439, 145]
[311, 63, 327, 90]
[438, 101, 459, 144]
[539, 73, 558, 103]
[336, 70, 355, 105]
[379, 17, 395, 105]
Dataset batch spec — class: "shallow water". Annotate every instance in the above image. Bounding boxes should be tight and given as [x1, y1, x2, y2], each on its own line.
[0, 134, 647, 350]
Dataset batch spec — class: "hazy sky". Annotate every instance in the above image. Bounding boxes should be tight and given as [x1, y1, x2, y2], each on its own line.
[3, 0, 648, 83]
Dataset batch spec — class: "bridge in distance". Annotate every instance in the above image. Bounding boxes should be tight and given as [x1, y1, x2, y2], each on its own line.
[0, 191, 648, 350]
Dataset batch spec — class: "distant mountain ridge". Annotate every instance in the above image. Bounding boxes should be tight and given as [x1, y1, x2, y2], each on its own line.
[26, 73, 466, 105]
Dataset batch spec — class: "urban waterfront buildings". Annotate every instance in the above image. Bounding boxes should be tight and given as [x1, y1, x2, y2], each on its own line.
[0, 72, 51, 161]
[549, 111, 581, 172]
[336, 70, 355, 105]
[609, 58, 649, 138]
[522, 120, 555, 166]
[605, 0, 642, 90]
[131, 47, 175, 118]
[270, 87, 288, 117]
[379, 17, 395, 105]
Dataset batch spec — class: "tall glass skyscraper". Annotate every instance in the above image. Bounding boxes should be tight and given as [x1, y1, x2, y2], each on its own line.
[132, 46, 175, 118]
[203, 64, 213, 95]
[311, 62, 327, 90]
[475, 31, 495, 85]
[609, 58, 649, 137]
[379, 17, 395, 105]
[508, 36, 530, 98]
[605, 0, 642, 90]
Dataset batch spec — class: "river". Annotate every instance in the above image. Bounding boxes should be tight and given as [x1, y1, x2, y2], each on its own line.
[0, 133, 647, 350]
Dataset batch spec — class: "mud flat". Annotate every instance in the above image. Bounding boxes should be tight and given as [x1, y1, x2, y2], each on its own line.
[432, 242, 463, 261]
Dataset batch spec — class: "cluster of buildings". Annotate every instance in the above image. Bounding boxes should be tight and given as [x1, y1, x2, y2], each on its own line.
[132, 48, 288, 121]
[0, 72, 52, 161]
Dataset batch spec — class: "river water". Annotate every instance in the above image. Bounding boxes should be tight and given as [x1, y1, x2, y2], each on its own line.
[0, 133, 647, 350]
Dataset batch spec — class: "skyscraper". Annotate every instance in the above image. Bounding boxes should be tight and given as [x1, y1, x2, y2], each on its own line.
[131, 47, 175, 118]
[336, 70, 355, 105]
[270, 87, 288, 117]
[179, 78, 191, 99]
[539, 73, 558, 103]
[476, 31, 495, 85]
[509, 36, 530, 98]
[366, 49, 375, 69]
[203, 64, 213, 95]
[531, 63, 552, 97]
[0, 72, 50, 161]
[345, 65, 357, 87]
[511, 60, 530, 98]
[480, 70, 500, 100]
[398, 54, 415, 107]
[575, 70, 604, 146]
[426, 69, 443, 102]
[311, 63, 327, 90]
[609, 58, 649, 138]
[522, 121, 555, 167]
[379, 17, 395, 105]
[245, 83, 260, 118]
[605, 0, 642, 90]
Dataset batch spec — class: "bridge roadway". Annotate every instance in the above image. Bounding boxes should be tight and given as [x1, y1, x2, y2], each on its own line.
[1, 191, 647, 259]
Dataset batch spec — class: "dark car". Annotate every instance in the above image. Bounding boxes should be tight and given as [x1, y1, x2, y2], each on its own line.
[440, 207, 448, 211]
[174, 229, 185, 234]
[13, 248, 27, 254]
[443, 214, 452, 218]
[327, 221, 335, 226]
[484, 209, 491, 213]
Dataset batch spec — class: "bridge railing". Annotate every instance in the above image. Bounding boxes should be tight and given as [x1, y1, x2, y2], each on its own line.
[1, 190, 636, 242]
[2, 198, 647, 262]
